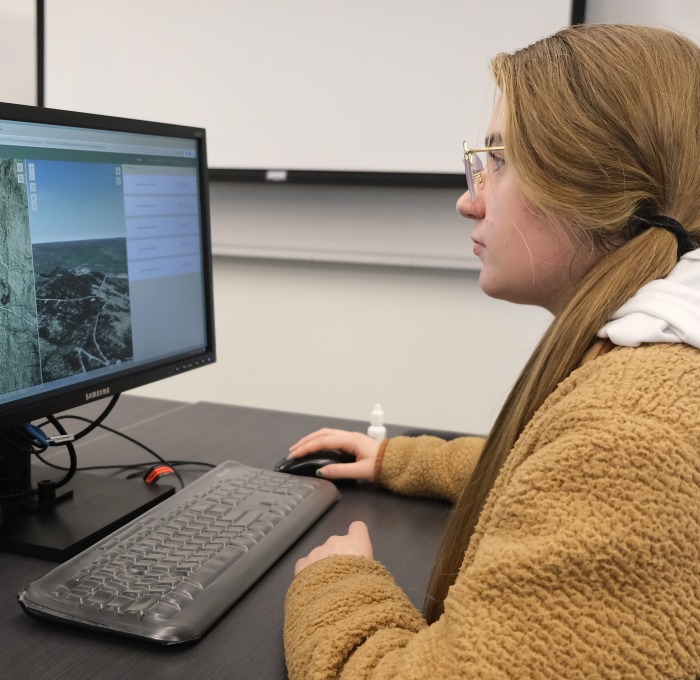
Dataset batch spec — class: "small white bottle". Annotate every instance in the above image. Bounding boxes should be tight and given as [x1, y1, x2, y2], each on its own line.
[367, 403, 387, 441]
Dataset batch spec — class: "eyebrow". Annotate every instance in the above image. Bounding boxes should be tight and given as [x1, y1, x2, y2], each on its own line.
[484, 132, 504, 147]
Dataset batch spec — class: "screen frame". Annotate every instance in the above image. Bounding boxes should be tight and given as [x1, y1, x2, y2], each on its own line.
[0, 99, 216, 430]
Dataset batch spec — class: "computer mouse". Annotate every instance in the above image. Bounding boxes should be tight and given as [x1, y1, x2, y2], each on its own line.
[274, 449, 356, 477]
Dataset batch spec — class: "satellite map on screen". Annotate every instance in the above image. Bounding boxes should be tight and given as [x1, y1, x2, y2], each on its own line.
[0, 158, 134, 392]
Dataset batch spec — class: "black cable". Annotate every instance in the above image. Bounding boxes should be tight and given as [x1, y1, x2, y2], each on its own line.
[43, 414, 77, 490]
[34, 453, 217, 490]
[52, 414, 221, 489]
[0, 399, 111, 498]
[72, 394, 120, 441]
[36, 395, 120, 442]
[35, 456, 215, 474]
[55, 414, 185, 488]
[0, 426, 47, 453]
[5, 398, 215, 496]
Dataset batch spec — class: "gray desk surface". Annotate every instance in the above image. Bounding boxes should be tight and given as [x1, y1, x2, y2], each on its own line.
[0, 395, 450, 679]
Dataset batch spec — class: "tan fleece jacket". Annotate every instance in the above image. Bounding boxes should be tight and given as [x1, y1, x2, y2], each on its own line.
[284, 343, 700, 678]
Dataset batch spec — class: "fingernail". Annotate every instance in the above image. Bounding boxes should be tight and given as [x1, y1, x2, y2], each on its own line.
[315, 468, 325, 478]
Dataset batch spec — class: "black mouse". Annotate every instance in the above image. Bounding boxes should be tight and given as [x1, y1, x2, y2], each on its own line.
[274, 449, 356, 477]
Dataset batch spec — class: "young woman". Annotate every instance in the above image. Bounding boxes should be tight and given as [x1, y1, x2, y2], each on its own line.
[283, 24, 700, 678]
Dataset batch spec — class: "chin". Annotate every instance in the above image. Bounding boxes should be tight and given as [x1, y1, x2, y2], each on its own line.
[478, 274, 539, 308]
[478, 272, 508, 302]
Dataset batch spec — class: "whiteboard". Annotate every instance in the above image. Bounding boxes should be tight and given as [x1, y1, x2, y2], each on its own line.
[0, 1, 36, 106]
[44, 1, 572, 174]
[585, 0, 700, 42]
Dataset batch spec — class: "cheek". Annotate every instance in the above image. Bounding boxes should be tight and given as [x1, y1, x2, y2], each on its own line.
[481, 218, 571, 301]
[478, 242, 532, 297]
[508, 209, 569, 267]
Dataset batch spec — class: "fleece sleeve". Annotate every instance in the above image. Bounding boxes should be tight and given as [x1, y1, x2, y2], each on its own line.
[376, 435, 485, 503]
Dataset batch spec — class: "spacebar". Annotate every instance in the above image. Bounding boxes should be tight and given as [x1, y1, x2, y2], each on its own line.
[184, 546, 248, 589]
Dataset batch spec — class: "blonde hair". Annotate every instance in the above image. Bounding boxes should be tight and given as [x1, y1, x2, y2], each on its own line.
[424, 24, 700, 623]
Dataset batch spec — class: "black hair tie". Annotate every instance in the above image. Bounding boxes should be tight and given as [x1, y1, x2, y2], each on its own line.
[633, 215, 695, 260]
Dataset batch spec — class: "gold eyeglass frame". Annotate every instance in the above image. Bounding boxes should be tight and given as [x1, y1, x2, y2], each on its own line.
[463, 142, 506, 202]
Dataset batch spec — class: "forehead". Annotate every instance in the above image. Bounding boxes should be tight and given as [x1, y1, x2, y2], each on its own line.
[485, 96, 505, 145]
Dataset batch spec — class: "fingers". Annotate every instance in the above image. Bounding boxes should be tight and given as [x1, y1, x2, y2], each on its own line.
[347, 520, 369, 540]
[316, 460, 371, 480]
[347, 521, 372, 558]
[288, 429, 381, 482]
[294, 521, 373, 576]
[290, 429, 379, 459]
[289, 428, 349, 457]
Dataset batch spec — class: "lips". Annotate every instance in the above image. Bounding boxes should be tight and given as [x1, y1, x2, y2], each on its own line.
[472, 236, 485, 257]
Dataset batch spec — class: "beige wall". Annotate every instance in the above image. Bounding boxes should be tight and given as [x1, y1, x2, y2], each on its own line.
[20, 3, 700, 435]
[133, 232, 550, 435]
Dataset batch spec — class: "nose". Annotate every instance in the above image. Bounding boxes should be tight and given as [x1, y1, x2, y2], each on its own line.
[456, 189, 484, 220]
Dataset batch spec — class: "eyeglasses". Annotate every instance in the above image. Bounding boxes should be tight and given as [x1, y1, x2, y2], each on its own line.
[463, 142, 506, 203]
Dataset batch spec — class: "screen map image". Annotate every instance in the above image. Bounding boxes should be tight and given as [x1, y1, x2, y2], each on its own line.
[0, 157, 134, 393]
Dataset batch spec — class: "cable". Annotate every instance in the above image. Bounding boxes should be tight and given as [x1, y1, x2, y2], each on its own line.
[35, 394, 120, 443]
[54, 414, 186, 488]
[3, 397, 216, 497]
[2, 396, 140, 499]
[51, 414, 216, 488]
[69, 394, 120, 441]
[43, 414, 77, 490]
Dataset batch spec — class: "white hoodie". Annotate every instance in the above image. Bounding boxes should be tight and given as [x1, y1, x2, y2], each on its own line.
[597, 248, 700, 349]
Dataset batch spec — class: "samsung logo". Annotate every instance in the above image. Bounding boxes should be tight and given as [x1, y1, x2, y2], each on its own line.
[85, 387, 111, 401]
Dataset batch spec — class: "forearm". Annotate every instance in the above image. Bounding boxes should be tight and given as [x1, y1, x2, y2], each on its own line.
[284, 556, 427, 680]
[377, 435, 485, 502]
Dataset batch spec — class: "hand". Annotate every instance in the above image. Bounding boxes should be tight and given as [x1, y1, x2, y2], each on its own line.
[288, 428, 381, 481]
[294, 521, 373, 576]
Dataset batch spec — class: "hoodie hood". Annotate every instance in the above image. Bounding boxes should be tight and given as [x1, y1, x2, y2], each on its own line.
[597, 248, 700, 349]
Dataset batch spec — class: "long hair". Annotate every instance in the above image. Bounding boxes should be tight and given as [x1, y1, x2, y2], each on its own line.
[424, 24, 700, 623]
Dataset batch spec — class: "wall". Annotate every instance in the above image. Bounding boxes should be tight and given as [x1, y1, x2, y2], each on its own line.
[0, 2, 36, 106]
[134, 171, 553, 436]
[586, 0, 700, 39]
[43, 0, 570, 174]
[132, 0, 700, 433]
[133, 251, 551, 434]
[7, 1, 698, 434]
[0, 2, 552, 435]
[0, 2, 553, 435]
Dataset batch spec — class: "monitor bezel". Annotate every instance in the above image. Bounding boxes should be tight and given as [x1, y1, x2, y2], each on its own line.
[0, 100, 216, 429]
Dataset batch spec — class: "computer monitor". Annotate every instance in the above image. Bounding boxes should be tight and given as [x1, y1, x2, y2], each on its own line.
[0, 102, 216, 560]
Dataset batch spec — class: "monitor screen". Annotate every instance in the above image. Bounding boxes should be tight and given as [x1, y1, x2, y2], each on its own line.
[0, 102, 216, 560]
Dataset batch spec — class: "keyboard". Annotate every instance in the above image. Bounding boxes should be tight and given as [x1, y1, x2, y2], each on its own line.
[18, 460, 340, 644]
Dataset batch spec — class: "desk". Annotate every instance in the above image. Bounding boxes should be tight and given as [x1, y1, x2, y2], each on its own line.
[0, 396, 450, 679]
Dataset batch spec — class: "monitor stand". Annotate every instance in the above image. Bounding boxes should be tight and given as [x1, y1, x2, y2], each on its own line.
[0, 442, 175, 562]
